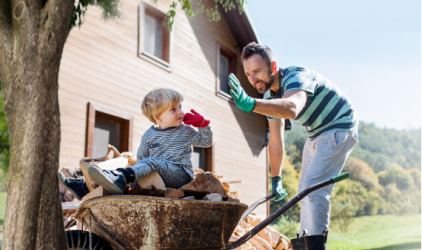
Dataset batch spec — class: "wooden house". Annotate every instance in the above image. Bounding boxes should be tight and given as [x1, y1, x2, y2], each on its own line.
[58, 0, 275, 218]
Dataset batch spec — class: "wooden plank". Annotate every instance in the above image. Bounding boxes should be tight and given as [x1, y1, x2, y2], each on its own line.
[82, 186, 110, 201]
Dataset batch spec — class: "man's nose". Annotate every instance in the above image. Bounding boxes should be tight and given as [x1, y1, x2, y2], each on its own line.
[251, 75, 257, 84]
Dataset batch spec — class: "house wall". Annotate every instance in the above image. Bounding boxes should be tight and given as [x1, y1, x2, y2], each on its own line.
[58, 0, 269, 218]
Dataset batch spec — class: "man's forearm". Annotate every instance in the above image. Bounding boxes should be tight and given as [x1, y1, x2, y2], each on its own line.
[254, 99, 297, 119]
[269, 142, 284, 177]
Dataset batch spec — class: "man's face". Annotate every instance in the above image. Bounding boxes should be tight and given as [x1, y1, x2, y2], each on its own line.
[243, 54, 274, 94]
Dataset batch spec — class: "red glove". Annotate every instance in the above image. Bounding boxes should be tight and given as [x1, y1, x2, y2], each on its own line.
[183, 109, 210, 128]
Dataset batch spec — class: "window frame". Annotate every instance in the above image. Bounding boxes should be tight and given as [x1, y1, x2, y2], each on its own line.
[216, 42, 237, 102]
[85, 102, 134, 158]
[192, 144, 215, 172]
[138, 1, 173, 72]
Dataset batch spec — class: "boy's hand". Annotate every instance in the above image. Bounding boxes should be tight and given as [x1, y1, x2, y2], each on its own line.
[183, 109, 210, 128]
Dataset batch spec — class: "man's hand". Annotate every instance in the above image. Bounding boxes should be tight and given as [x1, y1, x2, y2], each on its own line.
[183, 109, 210, 128]
[271, 176, 288, 202]
[228, 73, 256, 112]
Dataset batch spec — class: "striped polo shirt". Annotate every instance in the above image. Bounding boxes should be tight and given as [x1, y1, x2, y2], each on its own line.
[136, 124, 213, 178]
[264, 66, 358, 140]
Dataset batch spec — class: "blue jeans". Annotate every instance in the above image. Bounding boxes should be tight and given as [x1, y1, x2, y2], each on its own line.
[129, 158, 193, 189]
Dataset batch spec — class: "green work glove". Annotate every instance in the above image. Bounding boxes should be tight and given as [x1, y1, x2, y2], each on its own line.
[228, 73, 256, 113]
[271, 176, 288, 202]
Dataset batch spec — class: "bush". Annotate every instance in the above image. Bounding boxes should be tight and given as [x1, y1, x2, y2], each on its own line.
[270, 216, 300, 239]
[379, 164, 413, 190]
[344, 157, 379, 190]
[330, 199, 356, 233]
[270, 155, 300, 222]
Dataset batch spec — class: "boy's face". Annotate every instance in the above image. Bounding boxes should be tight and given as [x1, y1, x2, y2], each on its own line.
[155, 102, 184, 129]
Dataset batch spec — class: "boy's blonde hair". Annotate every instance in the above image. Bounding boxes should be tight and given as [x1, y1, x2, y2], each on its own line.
[141, 88, 184, 125]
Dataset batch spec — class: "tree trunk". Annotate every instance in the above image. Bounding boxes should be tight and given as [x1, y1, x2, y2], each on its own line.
[0, 0, 74, 249]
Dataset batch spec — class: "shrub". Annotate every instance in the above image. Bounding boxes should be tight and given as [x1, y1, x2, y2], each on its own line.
[344, 157, 378, 190]
[270, 216, 300, 239]
[330, 199, 356, 233]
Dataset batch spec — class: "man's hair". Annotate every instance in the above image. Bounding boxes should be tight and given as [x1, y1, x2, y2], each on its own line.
[240, 42, 275, 69]
[141, 88, 184, 125]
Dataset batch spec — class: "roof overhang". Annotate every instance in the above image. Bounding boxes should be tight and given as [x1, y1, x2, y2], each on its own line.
[220, 5, 261, 49]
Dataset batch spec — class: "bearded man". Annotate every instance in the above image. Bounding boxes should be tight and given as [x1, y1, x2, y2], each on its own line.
[229, 42, 358, 250]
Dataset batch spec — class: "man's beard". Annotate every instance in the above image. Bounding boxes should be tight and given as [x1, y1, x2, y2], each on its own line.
[255, 74, 275, 94]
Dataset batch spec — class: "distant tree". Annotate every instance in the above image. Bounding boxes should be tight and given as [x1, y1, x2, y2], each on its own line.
[344, 157, 378, 190]
[270, 155, 300, 222]
[379, 164, 413, 190]
[409, 168, 421, 190]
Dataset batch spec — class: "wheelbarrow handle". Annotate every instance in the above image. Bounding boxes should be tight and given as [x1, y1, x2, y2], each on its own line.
[236, 193, 277, 226]
[221, 172, 350, 250]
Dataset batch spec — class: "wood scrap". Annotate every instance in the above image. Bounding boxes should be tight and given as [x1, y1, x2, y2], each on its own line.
[94, 157, 129, 171]
[82, 186, 110, 201]
[228, 191, 239, 199]
[227, 196, 240, 203]
[79, 160, 95, 192]
[248, 237, 266, 250]
[164, 188, 184, 198]
[274, 237, 290, 250]
[105, 144, 121, 160]
[60, 168, 74, 178]
[59, 183, 75, 202]
[121, 152, 137, 165]
[203, 193, 222, 202]
[238, 221, 252, 228]
[246, 215, 262, 227]
[222, 180, 242, 184]
[222, 182, 230, 193]
[258, 228, 272, 248]
[182, 196, 195, 200]
[126, 171, 166, 196]
[180, 172, 228, 198]
[233, 214, 291, 250]
[62, 201, 82, 214]
[266, 226, 290, 244]
[253, 235, 272, 250]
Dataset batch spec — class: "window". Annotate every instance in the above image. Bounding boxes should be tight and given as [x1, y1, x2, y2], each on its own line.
[192, 146, 214, 172]
[85, 102, 134, 158]
[216, 42, 237, 100]
[139, 2, 171, 70]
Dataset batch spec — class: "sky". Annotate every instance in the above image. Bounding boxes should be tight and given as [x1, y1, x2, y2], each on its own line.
[245, 0, 421, 130]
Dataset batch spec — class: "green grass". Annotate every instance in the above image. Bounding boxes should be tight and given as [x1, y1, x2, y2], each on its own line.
[0, 192, 5, 227]
[329, 213, 421, 249]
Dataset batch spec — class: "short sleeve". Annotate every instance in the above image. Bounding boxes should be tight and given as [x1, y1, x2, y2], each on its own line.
[282, 66, 317, 96]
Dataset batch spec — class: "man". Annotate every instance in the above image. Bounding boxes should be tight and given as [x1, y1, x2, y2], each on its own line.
[229, 42, 358, 250]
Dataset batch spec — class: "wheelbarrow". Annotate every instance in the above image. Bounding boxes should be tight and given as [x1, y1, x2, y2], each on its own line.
[66, 173, 350, 250]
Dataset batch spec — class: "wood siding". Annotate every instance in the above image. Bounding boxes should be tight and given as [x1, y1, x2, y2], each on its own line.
[58, 0, 269, 218]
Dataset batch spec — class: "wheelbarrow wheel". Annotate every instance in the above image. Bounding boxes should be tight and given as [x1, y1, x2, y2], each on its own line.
[66, 230, 113, 250]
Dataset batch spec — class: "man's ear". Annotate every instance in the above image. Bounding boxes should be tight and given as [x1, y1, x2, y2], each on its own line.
[272, 61, 277, 75]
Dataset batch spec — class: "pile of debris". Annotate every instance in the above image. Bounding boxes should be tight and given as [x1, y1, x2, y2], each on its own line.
[231, 214, 291, 250]
[60, 145, 292, 250]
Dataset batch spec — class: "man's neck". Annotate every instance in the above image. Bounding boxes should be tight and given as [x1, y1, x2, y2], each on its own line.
[270, 69, 281, 93]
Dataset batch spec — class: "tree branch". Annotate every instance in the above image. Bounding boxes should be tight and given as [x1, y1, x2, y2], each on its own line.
[0, 0, 12, 66]
[38, 0, 74, 60]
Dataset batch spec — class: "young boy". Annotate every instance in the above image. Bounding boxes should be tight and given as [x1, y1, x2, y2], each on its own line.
[86, 88, 213, 194]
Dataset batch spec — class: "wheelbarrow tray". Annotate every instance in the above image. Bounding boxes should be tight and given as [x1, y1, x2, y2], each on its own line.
[74, 195, 248, 250]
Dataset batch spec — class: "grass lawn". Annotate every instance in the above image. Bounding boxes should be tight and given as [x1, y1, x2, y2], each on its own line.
[329, 213, 421, 249]
[0, 192, 5, 227]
